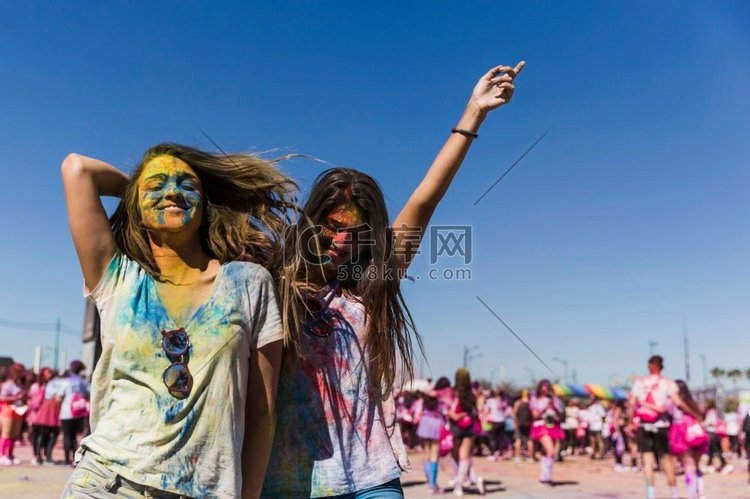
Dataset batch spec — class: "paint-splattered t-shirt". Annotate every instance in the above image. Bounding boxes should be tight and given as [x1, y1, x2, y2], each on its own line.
[262, 294, 410, 498]
[80, 252, 282, 498]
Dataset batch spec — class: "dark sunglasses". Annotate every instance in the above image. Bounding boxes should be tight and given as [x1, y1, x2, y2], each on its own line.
[161, 328, 193, 399]
[303, 281, 342, 338]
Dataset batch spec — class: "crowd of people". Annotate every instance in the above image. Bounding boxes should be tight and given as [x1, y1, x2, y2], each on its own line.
[396, 356, 750, 498]
[0, 361, 90, 467]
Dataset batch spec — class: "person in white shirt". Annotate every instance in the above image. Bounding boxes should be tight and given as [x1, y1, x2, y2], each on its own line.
[561, 399, 580, 456]
[586, 397, 606, 459]
[723, 398, 740, 457]
[483, 391, 507, 460]
[627, 355, 692, 499]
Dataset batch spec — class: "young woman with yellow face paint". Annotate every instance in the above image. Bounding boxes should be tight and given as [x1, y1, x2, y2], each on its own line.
[264, 62, 525, 498]
[61, 144, 295, 498]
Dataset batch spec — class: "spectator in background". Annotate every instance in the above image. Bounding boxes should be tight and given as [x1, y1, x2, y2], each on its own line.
[448, 368, 485, 496]
[704, 400, 732, 474]
[397, 391, 419, 450]
[668, 380, 708, 499]
[417, 385, 447, 493]
[27, 367, 55, 465]
[483, 390, 507, 461]
[612, 399, 633, 471]
[587, 396, 606, 459]
[513, 389, 533, 464]
[0, 363, 27, 466]
[530, 379, 564, 485]
[58, 360, 89, 466]
[738, 397, 750, 489]
[503, 397, 515, 458]
[36, 370, 63, 464]
[21, 369, 37, 446]
[724, 399, 740, 457]
[561, 398, 580, 457]
[628, 355, 693, 499]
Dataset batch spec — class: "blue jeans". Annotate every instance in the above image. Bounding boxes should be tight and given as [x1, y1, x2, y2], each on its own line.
[329, 478, 403, 499]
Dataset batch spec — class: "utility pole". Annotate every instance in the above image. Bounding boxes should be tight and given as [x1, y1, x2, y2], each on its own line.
[552, 357, 569, 383]
[683, 324, 690, 384]
[33, 346, 42, 374]
[463, 345, 480, 370]
[524, 367, 535, 386]
[699, 354, 707, 389]
[54, 318, 61, 371]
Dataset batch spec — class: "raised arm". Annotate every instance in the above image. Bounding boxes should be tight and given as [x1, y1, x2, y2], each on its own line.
[392, 61, 525, 272]
[61, 154, 129, 290]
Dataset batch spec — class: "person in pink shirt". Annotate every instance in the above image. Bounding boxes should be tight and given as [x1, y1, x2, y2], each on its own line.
[668, 380, 708, 499]
[0, 363, 27, 466]
[26, 367, 55, 465]
[529, 379, 564, 485]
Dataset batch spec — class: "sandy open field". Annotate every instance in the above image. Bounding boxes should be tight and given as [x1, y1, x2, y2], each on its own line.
[2, 442, 749, 498]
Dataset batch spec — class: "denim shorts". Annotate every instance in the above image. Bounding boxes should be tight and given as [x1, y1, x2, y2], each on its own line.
[328, 478, 404, 499]
[61, 449, 189, 498]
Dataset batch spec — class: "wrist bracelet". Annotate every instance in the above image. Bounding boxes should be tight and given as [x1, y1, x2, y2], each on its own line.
[451, 128, 478, 139]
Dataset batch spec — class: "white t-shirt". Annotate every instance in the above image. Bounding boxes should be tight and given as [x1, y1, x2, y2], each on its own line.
[562, 405, 579, 430]
[81, 252, 283, 498]
[631, 374, 677, 428]
[724, 413, 739, 436]
[704, 408, 719, 432]
[58, 374, 89, 420]
[484, 397, 506, 423]
[586, 403, 606, 432]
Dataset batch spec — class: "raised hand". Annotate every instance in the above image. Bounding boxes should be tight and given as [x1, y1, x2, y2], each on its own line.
[392, 61, 526, 272]
[470, 61, 526, 113]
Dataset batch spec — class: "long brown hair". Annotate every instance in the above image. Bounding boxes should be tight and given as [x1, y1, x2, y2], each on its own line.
[110, 143, 297, 276]
[279, 168, 422, 398]
[454, 368, 476, 411]
[675, 379, 702, 418]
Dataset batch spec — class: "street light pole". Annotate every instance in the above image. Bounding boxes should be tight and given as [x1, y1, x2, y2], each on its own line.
[54, 318, 61, 371]
[524, 367, 535, 386]
[699, 353, 707, 389]
[552, 357, 569, 383]
[463, 345, 480, 370]
[648, 340, 659, 357]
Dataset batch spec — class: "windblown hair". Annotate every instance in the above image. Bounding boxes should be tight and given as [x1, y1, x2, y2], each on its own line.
[675, 379, 702, 418]
[278, 168, 422, 399]
[536, 378, 552, 398]
[110, 143, 297, 277]
[454, 368, 476, 412]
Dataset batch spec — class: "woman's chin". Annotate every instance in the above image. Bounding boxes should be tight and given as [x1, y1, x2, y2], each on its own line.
[144, 222, 199, 236]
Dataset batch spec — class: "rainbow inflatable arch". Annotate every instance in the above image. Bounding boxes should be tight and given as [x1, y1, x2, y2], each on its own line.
[553, 383, 628, 401]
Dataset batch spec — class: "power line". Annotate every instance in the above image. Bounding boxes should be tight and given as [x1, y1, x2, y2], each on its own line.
[0, 318, 81, 337]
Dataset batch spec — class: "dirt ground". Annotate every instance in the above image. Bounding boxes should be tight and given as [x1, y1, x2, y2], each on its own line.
[2, 441, 750, 498]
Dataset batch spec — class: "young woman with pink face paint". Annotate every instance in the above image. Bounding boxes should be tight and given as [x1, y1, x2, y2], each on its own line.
[61, 144, 295, 498]
[263, 62, 525, 498]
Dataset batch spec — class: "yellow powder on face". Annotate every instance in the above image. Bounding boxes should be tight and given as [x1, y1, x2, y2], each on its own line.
[327, 203, 364, 228]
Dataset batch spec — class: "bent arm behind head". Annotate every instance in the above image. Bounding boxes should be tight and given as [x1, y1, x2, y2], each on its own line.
[61, 153, 129, 291]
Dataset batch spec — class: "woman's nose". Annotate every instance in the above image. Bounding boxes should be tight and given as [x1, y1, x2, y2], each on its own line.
[163, 180, 182, 198]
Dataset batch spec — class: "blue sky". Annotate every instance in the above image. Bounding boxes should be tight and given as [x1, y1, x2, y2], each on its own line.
[1, 1, 748, 387]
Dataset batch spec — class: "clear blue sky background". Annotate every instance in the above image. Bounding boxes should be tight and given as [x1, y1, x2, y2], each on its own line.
[1, 1, 748, 387]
